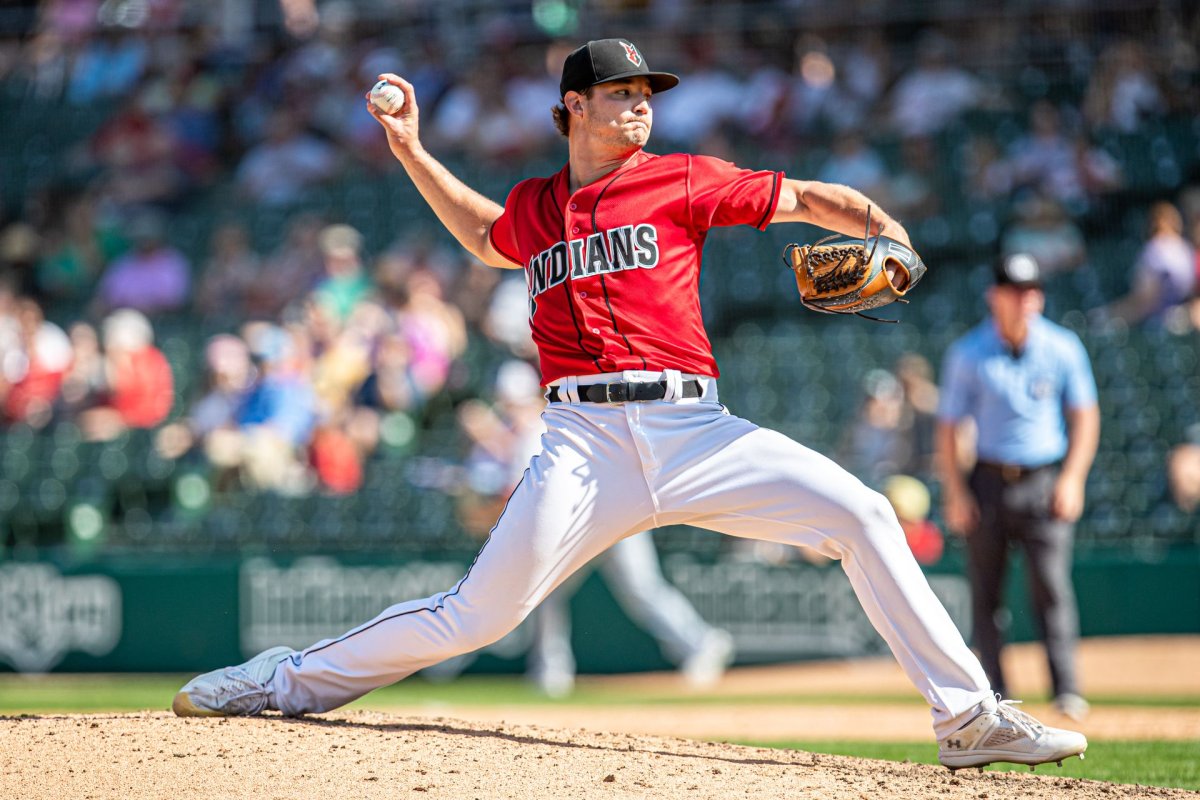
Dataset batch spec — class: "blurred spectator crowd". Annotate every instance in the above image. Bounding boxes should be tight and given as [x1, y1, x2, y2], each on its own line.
[2, 207, 503, 498]
[1, 0, 1200, 553]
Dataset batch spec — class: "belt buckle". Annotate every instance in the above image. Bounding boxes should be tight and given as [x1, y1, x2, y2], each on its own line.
[1001, 464, 1022, 482]
[604, 382, 631, 403]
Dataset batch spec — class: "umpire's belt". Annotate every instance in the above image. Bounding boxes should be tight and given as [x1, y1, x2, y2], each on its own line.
[975, 460, 1061, 483]
[548, 380, 702, 404]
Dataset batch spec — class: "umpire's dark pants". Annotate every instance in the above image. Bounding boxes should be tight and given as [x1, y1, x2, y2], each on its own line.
[966, 461, 1080, 699]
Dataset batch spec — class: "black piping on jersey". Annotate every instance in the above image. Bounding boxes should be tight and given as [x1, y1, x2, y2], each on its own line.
[296, 470, 530, 661]
[591, 167, 647, 369]
[488, 222, 520, 267]
[755, 172, 780, 230]
[549, 177, 603, 371]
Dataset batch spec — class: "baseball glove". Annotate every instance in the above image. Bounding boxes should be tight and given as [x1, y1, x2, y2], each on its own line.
[784, 208, 926, 322]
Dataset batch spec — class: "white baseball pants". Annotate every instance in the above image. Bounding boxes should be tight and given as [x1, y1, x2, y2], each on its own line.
[270, 372, 992, 737]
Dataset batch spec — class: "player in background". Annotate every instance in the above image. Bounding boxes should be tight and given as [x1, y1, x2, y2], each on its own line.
[174, 38, 1086, 771]
[936, 253, 1100, 722]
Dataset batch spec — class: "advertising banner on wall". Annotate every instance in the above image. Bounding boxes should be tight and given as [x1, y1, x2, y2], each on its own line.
[0, 552, 1195, 673]
[0, 562, 122, 672]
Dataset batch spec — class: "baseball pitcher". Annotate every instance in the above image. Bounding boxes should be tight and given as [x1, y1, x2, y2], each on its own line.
[174, 38, 1086, 772]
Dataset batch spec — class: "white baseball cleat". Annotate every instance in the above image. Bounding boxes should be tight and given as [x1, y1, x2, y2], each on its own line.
[172, 646, 294, 717]
[938, 699, 1087, 770]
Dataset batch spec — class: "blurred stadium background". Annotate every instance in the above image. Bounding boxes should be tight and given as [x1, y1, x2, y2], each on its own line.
[0, 0, 1197, 678]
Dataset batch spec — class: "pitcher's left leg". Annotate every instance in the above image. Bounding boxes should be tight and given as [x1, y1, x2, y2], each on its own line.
[652, 415, 990, 738]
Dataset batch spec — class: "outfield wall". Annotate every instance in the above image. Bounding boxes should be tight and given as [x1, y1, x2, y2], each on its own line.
[0, 550, 1196, 674]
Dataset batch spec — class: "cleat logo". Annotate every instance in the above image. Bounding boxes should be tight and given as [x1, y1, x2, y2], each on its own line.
[945, 739, 962, 749]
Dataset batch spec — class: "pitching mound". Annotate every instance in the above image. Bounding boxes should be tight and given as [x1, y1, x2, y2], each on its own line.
[3, 711, 1192, 800]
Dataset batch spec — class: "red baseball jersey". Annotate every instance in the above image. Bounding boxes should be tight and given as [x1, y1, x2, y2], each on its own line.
[489, 151, 783, 385]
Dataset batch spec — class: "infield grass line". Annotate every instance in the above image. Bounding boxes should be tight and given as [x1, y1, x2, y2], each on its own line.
[738, 740, 1200, 792]
[2, 673, 1200, 712]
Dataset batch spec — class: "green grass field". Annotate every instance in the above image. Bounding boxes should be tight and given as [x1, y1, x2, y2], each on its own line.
[747, 740, 1200, 790]
[1, 673, 1196, 792]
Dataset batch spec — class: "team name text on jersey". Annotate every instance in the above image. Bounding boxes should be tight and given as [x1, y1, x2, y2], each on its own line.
[526, 224, 659, 317]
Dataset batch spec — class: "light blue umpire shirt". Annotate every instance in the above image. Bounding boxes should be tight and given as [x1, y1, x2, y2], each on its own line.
[938, 315, 1098, 467]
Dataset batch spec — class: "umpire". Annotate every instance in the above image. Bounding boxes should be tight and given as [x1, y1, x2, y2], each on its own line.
[935, 253, 1100, 722]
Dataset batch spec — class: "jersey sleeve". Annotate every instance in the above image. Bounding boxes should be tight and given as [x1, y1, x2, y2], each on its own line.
[1061, 334, 1098, 410]
[687, 155, 783, 232]
[488, 182, 526, 267]
[937, 343, 975, 423]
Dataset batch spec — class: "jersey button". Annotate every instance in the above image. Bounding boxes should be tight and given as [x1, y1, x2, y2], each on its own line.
[569, 203, 578, 210]
[579, 291, 588, 298]
[591, 327, 600, 334]
[571, 226, 580, 234]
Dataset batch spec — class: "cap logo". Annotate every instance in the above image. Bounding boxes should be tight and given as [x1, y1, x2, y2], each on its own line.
[621, 41, 642, 67]
[1008, 254, 1038, 282]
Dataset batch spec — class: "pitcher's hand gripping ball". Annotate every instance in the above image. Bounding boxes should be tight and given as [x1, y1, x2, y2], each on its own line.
[784, 207, 926, 321]
[369, 80, 405, 115]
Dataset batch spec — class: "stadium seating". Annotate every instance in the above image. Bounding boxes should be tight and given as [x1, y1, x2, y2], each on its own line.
[2, 50, 1198, 562]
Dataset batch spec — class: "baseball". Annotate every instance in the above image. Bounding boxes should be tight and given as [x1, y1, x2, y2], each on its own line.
[370, 80, 405, 115]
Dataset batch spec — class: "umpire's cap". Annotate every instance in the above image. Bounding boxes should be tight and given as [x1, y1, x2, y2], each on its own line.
[993, 252, 1043, 289]
[559, 39, 679, 98]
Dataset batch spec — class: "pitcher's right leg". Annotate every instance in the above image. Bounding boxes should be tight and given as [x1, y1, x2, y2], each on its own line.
[175, 405, 656, 717]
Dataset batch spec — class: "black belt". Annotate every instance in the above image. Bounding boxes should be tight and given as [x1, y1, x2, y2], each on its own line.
[975, 460, 1061, 482]
[547, 380, 702, 404]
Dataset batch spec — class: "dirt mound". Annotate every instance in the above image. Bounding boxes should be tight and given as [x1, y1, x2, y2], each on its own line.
[2, 711, 1193, 800]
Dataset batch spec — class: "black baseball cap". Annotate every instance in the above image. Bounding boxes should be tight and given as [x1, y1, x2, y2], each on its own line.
[559, 39, 679, 98]
[994, 252, 1043, 289]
